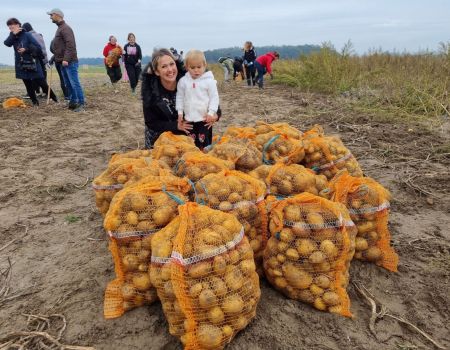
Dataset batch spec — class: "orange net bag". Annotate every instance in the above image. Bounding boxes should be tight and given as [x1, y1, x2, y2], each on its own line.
[2, 97, 27, 109]
[92, 158, 171, 216]
[328, 170, 398, 272]
[248, 164, 273, 183]
[264, 193, 356, 317]
[174, 151, 235, 182]
[263, 163, 328, 198]
[153, 135, 199, 168]
[109, 149, 152, 164]
[255, 121, 303, 140]
[208, 136, 262, 173]
[151, 203, 260, 349]
[193, 170, 268, 275]
[302, 134, 363, 180]
[254, 131, 305, 165]
[103, 178, 190, 319]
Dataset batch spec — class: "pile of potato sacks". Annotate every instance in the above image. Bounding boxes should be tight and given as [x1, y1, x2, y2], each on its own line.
[92, 123, 398, 349]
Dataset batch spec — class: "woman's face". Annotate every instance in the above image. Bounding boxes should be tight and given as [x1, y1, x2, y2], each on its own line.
[155, 55, 178, 85]
[110, 36, 117, 45]
[128, 35, 135, 44]
[8, 23, 20, 33]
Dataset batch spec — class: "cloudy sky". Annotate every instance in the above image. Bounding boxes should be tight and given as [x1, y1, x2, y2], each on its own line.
[1, 0, 449, 65]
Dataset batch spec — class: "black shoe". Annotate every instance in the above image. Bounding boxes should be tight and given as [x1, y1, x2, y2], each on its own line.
[68, 102, 78, 110]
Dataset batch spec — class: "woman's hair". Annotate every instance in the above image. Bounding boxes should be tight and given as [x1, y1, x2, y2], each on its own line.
[244, 41, 253, 50]
[184, 50, 206, 66]
[151, 48, 176, 72]
[127, 33, 135, 40]
[273, 51, 280, 58]
[6, 18, 21, 26]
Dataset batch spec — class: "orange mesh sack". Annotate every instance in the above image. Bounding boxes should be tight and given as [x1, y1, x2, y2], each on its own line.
[151, 203, 260, 349]
[255, 131, 305, 165]
[302, 124, 325, 139]
[329, 170, 398, 272]
[194, 170, 268, 275]
[93, 158, 171, 216]
[174, 151, 235, 182]
[248, 164, 273, 183]
[153, 131, 197, 148]
[153, 136, 199, 168]
[255, 121, 303, 140]
[302, 134, 363, 180]
[109, 149, 152, 164]
[222, 126, 257, 139]
[103, 178, 190, 319]
[2, 97, 27, 109]
[265, 163, 329, 198]
[208, 136, 262, 173]
[264, 193, 356, 317]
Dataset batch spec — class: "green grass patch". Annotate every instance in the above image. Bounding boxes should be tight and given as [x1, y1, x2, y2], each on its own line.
[65, 214, 81, 224]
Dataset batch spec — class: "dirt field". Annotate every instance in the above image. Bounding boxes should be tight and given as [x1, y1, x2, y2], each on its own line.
[1, 72, 449, 350]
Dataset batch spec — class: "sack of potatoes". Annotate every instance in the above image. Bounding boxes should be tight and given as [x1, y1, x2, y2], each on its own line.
[194, 170, 268, 275]
[102, 178, 190, 318]
[264, 192, 356, 317]
[222, 126, 257, 139]
[151, 203, 260, 350]
[255, 121, 303, 140]
[248, 164, 273, 183]
[254, 131, 305, 165]
[153, 131, 196, 148]
[302, 134, 363, 180]
[174, 151, 235, 182]
[93, 158, 170, 216]
[109, 149, 152, 164]
[263, 163, 329, 198]
[208, 137, 262, 173]
[328, 170, 398, 272]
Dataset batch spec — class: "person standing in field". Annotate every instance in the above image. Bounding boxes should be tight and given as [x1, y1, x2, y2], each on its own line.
[176, 49, 220, 149]
[254, 51, 279, 89]
[123, 33, 142, 94]
[103, 35, 123, 89]
[48, 8, 85, 112]
[243, 41, 257, 86]
[218, 56, 234, 82]
[22, 22, 48, 97]
[4, 17, 58, 106]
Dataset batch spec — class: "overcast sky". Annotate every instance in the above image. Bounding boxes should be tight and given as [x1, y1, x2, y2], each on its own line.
[1, 0, 449, 65]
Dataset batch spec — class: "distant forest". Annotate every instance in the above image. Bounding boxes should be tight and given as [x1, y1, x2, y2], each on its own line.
[75, 44, 321, 66]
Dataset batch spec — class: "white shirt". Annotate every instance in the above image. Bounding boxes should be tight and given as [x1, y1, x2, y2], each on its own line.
[175, 71, 219, 122]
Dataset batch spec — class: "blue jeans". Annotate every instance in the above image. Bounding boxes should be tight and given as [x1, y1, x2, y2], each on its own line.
[61, 62, 85, 105]
[254, 61, 266, 88]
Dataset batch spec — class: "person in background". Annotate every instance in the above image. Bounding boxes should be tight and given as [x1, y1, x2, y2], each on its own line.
[233, 56, 245, 81]
[22, 22, 48, 97]
[4, 17, 58, 106]
[49, 39, 69, 101]
[243, 41, 257, 86]
[176, 49, 219, 149]
[48, 8, 85, 112]
[141, 48, 221, 148]
[217, 55, 234, 82]
[122, 33, 142, 94]
[103, 35, 123, 89]
[254, 51, 280, 89]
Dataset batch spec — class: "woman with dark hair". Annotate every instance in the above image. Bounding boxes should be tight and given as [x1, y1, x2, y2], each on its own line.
[4, 17, 57, 106]
[243, 41, 257, 86]
[141, 48, 221, 148]
[123, 33, 142, 93]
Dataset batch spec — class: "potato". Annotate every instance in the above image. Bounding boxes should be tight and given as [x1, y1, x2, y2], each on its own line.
[365, 246, 382, 261]
[322, 291, 340, 306]
[283, 264, 312, 289]
[274, 277, 288, 289]
[208, 306, 225, 324]
[152, 207, 173, 226]
[314, 275, 331, 289]
[296, 239, 316, 257]
[213, 255, 227, 275]
[284, 205, 301, 222]
[357, 221, 375, 234]
[355, 237, 369, 251]
[286, 248, 300, 260]
[122, 254, 139, 271]
[250, 239, 261, 253]
[309, 251, 326, 264]
[189, 261, 211, 278]
[197, 324, 223, 350]
[137, 220, 155, 232]
[121, 283, 136, 301]
[240, 259, 256, 275]
[131, 194, 148, 211]
[314, 297, 327, 311]
[310, 284, 324, 296]
[222, 325, 233, 341]
[199, 289, 217, 309]
[189, 282, 203, 298]
[307, 212, 324, 227]
[210, 277, 227, 297]
[218, 201, 233, 211]
[117, 174, 128, 184]
[320, 240, 338, 258]
[133, 272, 152, 291]
[222, 294, 244, 314]
[225, 268, 244, 291]
[137, 249, 151, 262]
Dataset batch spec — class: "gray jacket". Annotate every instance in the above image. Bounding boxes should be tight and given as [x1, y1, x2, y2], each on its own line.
[28, 30, 48, 64]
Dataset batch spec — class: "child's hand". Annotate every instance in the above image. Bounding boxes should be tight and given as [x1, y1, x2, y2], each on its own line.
[204, 114, 218, 129]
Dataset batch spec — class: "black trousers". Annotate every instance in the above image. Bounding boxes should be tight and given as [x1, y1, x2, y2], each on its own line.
[23, 78, 58, 105]
[125, 63, 141, 90]
[32, 59, 47, 93]
[106, 65, 122, 84]
[245, 64, 256, 86]
[187, 121, 213, 149]
[55, 62, 69, 98]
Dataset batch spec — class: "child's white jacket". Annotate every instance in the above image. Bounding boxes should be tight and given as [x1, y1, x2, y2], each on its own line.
[176, 71, 219, 122]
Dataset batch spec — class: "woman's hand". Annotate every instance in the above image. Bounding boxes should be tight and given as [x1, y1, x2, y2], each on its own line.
[177, 119, 193, 134]
[204, 114, 218, 129]
[17, 48, 26, 54]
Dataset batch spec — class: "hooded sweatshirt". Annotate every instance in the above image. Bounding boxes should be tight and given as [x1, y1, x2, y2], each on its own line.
[256, 52, 277, 74]
[103, 42, 122, 66]
[175, 70, 219, 122]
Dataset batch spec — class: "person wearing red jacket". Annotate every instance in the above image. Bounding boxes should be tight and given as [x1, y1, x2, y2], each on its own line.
[254, 51, 279, 89]
[103, 35, 123, 87]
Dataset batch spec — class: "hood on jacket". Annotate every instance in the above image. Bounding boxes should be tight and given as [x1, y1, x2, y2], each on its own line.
[186, 70, 215, 81]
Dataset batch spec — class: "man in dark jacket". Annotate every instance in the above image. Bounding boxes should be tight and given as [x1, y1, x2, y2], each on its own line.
[48, 8, 85, 112]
